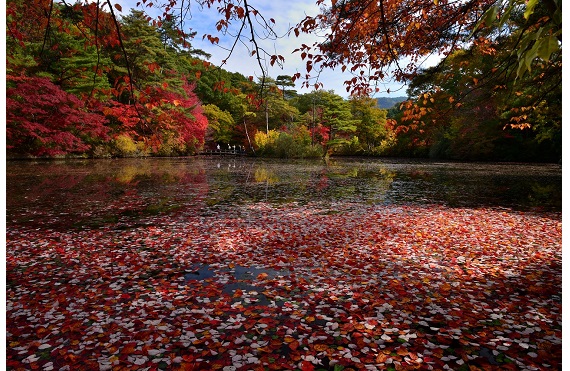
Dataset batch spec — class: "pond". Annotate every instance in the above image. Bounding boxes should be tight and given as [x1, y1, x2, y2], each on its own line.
[6, 157, 561, 230]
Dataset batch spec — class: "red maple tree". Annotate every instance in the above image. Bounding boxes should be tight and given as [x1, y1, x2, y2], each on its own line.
[7, 76, 109, 156]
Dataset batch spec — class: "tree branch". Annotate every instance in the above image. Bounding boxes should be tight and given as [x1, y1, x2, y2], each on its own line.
[243, 0, 268, 95]
[106, 0, 135, 102]
[40, 0, 54, 58]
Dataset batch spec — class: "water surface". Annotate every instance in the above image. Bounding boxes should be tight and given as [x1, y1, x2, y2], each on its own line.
[6, 157, 561, 230]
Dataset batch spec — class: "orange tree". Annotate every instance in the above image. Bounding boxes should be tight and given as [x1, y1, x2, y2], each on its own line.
[383, 0, 561, 161]
[293, 0, 560, 94]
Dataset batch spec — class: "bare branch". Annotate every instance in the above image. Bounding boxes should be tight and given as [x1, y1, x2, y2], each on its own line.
[40, 0, 54, 58]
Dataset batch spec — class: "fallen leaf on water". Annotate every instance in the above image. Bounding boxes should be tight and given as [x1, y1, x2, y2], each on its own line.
[6, 203, 561, 370]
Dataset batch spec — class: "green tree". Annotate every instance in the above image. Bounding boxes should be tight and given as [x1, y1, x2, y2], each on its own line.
[275, 75, 297, 99]
[260, 94, 300, 132]
[319, 91, 358, 153]
[7, 1, 114, 99]
[48, 27, 113, 98]
[203, 104, 235, 145]
[249, 77, 300, 134]
[350, 96, 388, 153]
[117, 10, 179, 91]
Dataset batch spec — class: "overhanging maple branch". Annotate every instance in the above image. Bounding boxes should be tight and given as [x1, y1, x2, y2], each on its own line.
[378, 0, 404, 79]
[106, 0, 135, 102]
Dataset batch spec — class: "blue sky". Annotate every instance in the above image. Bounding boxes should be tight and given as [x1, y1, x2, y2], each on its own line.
[110, 0, 412, 98]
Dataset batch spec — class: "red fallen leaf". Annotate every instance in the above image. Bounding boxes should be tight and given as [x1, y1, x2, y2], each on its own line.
[396, 347, 408, 356]
[432, 348, 444, 358]
[178, 361, 198, 371]
[376, 353, 388, 363]
[435, 335, 453, 345]
[258, 317, 275, 325]
[255, 346, 272, 353]
[270, 338, 284, 347]
[122, 342, 138, 354]
[182, 354, 195, 363]
[439, 283, 452, 293]
[301, 361, 315, 371]
[353, 323, 365, 331]
[352, 331, 363, 338]
[36, 327, 48, 337]
[291, 354, 302, 362]
[257, 272, 268, 280]
[288, 339, 300, 351]
[355, 338, 368, 348]
[341, 322, 354, 332]
[64, 353, 79, 363]
[314, 344, 328, 352]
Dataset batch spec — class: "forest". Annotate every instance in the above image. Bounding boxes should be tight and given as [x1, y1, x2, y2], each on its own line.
[6, 0, 561, 162]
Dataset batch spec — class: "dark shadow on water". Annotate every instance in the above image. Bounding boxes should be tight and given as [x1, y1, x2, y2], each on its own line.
[184, 264, 290, 308]
[184, 264, 216, 281]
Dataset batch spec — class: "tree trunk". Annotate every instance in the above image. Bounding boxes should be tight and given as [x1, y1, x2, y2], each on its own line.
[265, 103, 269, 134]
[244, 118, 254, 154]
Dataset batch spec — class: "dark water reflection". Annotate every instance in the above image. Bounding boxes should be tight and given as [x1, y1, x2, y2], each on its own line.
[6, 157, 561, 229]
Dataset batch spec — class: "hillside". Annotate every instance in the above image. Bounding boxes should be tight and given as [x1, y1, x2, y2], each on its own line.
[376, 96, 407, 109]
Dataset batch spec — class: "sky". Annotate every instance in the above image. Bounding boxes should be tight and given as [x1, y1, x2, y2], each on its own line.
[108, 0, 413, 98]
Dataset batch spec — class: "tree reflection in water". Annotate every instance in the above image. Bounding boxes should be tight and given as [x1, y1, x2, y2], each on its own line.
[6, 158, 561, 230]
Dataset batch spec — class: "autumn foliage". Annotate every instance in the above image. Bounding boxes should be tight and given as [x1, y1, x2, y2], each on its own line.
[7, 76, 109, 156]
[5, 0, 561, 160]
[6, 0, 209, 157]
[193, 0, 561, 160]
[293, 0, 495, 95]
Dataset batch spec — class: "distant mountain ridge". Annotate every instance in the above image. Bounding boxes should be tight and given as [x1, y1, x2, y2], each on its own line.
[376, 96, 407, 109]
